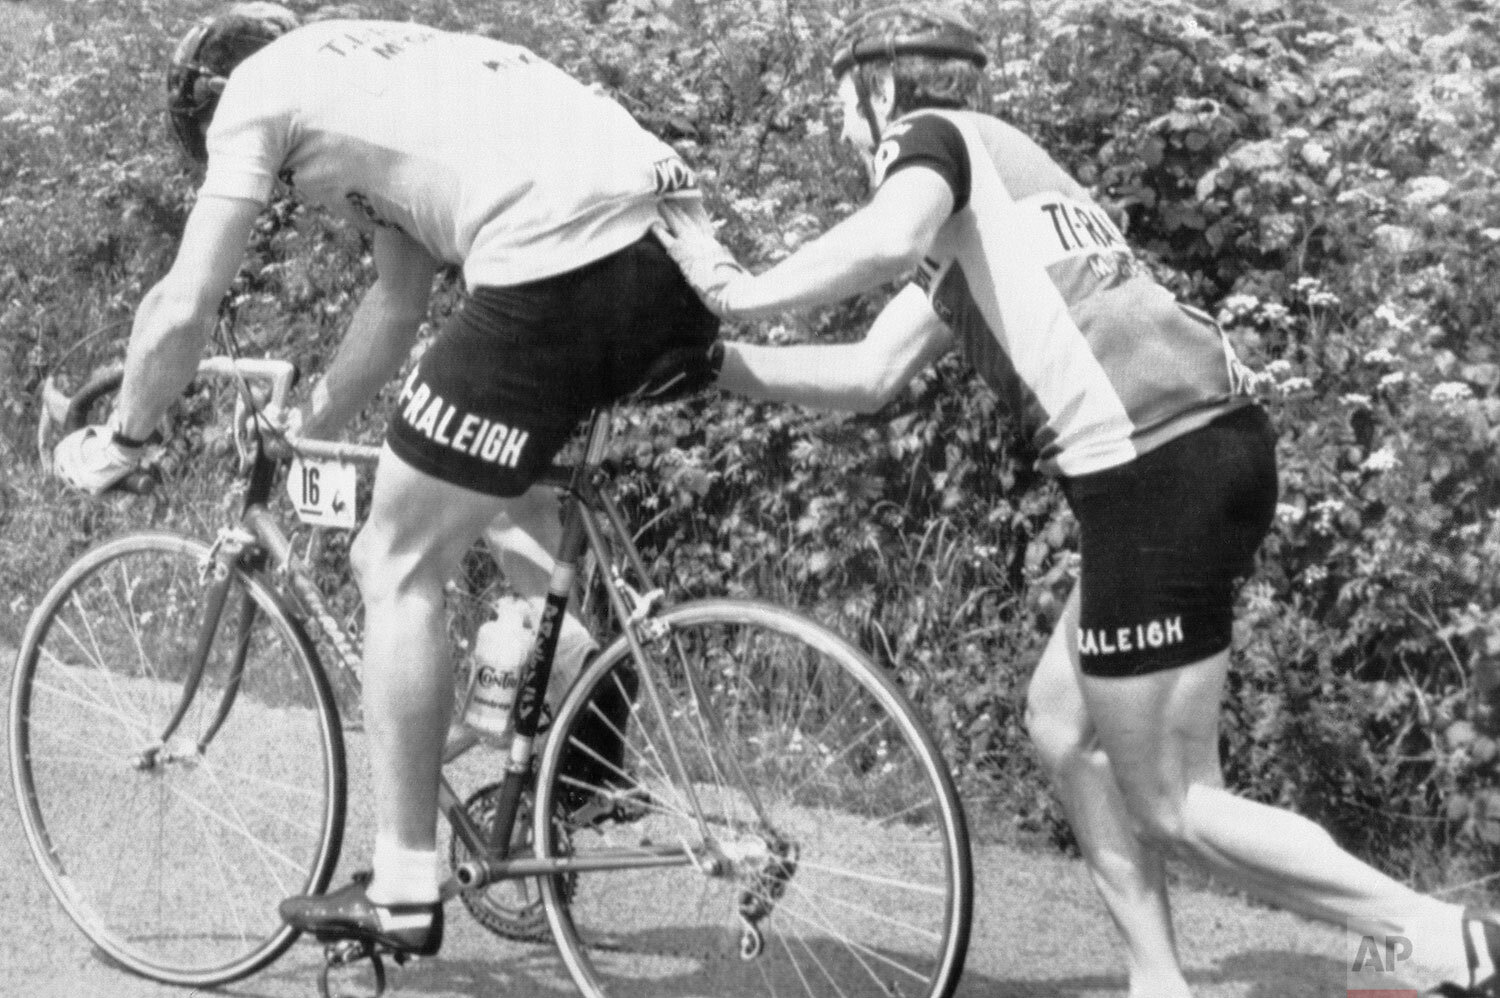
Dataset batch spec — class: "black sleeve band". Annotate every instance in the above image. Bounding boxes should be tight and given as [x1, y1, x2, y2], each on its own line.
[879, 114, 971, 213]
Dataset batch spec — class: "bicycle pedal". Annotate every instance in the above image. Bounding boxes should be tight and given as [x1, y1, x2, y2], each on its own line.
[318, 940, 387, 998]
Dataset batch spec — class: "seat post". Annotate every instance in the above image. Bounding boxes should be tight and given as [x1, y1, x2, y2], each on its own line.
[578, 407, 614, 470]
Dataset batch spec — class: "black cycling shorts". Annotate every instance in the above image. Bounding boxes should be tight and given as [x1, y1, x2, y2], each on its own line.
[388, 234, 719, 497]
[1060, 404, 1278, 678]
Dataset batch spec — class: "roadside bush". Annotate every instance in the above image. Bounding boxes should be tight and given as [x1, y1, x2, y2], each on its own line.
[5, 0, 1500, 882]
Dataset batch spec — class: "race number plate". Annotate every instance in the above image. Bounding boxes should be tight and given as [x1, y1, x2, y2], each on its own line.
[287, 457, 358, 530]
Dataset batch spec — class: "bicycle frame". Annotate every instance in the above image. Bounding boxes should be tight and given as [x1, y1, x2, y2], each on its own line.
[24, 355, 974, 998]
[163, 395, 718, 899]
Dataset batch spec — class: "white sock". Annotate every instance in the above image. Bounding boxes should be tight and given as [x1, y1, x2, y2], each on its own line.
[1407, 901, 1489, 984]
[546, 611, 599, 704]
[1467, 912, 1499, 981]
[366, 835, 439, 906]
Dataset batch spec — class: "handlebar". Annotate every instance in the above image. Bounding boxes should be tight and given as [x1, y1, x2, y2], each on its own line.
[38, 356, 300, 472]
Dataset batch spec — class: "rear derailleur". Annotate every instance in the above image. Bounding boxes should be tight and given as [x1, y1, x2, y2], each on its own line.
[737, 836, 800, 960]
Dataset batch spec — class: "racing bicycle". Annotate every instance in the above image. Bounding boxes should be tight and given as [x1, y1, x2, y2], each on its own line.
[9, 355, 973, 998]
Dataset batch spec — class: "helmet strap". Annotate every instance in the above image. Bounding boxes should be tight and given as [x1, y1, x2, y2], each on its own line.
[853, 65, 886, 149]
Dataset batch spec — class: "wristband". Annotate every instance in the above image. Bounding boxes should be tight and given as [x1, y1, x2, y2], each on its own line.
[109, 419, 159, 450]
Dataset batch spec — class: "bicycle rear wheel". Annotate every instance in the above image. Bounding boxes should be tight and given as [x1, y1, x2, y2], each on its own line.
[9, 531, 346, 986]
[534, 599, 971, 998]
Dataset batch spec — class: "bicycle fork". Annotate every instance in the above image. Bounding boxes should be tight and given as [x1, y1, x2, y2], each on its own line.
[132, 528, 259, 772]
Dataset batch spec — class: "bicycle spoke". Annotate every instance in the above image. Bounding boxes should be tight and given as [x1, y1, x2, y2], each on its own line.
[780, 876, 946, 943]
[792, 858, 949, 897]
[13, 535, 344, 985]
[538, 601, 969, 998]
[765, 885, 933, 988]
[197, 758, 307, 897]
[164, 779, 314, 879]
[47, 616, 153, 745]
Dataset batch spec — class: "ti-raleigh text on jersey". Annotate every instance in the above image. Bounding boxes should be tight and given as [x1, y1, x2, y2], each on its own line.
[651, 157, 697, 195]
[1030, 195, 1145, 282]
[1079, 615, 1186, 658]
[397, 369, 531, 469]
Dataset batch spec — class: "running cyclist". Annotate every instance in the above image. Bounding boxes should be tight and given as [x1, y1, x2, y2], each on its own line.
[655, 5, 1500, 995]
[54, 3, 716, 957]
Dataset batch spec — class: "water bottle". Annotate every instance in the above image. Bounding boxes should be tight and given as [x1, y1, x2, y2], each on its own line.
[462, 597, 532, 742]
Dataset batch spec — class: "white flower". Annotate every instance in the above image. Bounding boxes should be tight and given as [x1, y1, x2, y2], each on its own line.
[1311, 498, 1346, 533]
[1278, 376, 1313, 394]
[1430, 382, 1473, 402]
[1373, 305, 1415, 331]
[1374, 225, 1420, 255]
[1300, 141, 1331, 169]
[1482, 229, 1500, 243]
[1259, 302, 1291, 325]
[1264, 359, 1293, 376]
[1309, 499, 1346, 534]
[1363, 347, 1397, 364]
[1340, 393, 1372, 407]
[1379, 371, 1409, 389]
[1217, 293, 1260, 323]
[1290, 274, 1338, 306]
[1361, 447, 1399, 472]
[1276, 503, 1305, 525]
[1404, 176, 1452, 207]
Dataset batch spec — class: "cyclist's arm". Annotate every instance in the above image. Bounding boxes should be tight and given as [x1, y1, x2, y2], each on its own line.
[297, 227, 441, 439]
[114, 195, 262, 440]
[693, 167, 952, 320]
[718, 283, 954, 413]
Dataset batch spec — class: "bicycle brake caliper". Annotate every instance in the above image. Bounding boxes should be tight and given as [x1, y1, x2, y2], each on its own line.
[199, 527, 253, 584]
[615, 572, 667, 641]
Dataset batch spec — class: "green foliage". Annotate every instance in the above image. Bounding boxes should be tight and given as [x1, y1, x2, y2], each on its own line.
[6, 0, 1500, 879]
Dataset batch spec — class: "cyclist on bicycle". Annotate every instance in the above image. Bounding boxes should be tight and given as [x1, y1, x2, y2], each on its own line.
[656, 5, 1500, 995]
[54, 3, 716, 958]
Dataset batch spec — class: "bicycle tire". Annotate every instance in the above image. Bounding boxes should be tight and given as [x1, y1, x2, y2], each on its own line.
[9, 531, 347, 986]
[534, 598, 972, 998]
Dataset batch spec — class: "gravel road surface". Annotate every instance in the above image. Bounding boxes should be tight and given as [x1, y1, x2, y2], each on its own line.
[0, 646, 1355, 998]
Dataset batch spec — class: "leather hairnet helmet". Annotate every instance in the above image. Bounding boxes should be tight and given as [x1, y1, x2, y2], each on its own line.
[167, 2, 299, 161]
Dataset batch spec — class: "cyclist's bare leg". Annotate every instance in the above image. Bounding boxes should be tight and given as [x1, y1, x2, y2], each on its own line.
[1027, 588, 1190, 998]
[351, 445, 512, 903]
[1079, 648, 1475, 987]
[483, 485, 561, 597]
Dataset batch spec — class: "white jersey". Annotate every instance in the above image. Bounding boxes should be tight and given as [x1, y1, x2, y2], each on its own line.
[881, 111, 1250, 477]
[201, 21, 698, 287]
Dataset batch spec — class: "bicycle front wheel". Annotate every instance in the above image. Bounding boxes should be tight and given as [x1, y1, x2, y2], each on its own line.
[535, 599, 972, 998]
[9, 531, 346, 986]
